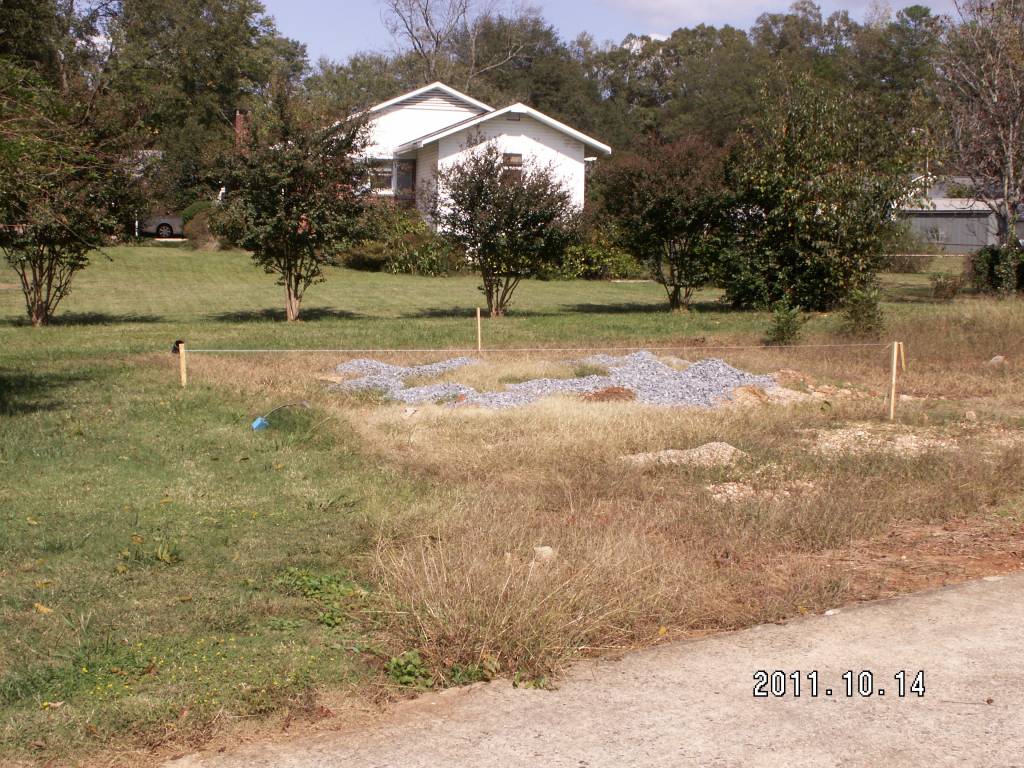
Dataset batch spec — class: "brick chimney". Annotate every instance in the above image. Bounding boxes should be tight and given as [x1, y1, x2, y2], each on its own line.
[233, 109, 250, 149]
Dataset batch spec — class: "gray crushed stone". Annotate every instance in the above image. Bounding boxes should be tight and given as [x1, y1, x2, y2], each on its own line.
[332, 351, 775, 409]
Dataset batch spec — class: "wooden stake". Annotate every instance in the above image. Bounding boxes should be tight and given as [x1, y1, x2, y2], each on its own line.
[476, 307, 482, 352]
[888, 341, 899, 420]
[179, 342, 188, 388]
[899, 341, 906, 372]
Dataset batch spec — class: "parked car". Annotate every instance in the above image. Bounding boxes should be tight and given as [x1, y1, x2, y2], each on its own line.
[138, 214, 184, 239]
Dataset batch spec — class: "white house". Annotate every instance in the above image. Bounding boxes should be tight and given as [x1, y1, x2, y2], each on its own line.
[361, 82, 611, 216]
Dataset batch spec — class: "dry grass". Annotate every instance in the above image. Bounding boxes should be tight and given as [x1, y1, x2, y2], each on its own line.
[346, 396, 1024, 680]
[179, 297, 1024, 685]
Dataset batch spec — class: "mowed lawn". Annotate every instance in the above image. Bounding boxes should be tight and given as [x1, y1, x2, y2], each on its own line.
[2, 246, 1017, 766]
[0, 245, 756, 361]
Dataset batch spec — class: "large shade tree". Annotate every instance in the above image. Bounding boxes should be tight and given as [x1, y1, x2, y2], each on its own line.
[105, 0, 307, 208]
[723, 75, 920, 311]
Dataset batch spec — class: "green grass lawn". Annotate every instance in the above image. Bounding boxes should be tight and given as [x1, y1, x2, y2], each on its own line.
[0, 246, 975, 764]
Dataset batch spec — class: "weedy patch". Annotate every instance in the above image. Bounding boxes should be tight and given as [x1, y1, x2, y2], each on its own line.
[118, 540, 184, 566]
[273, 568, 369, 628]
[446, 657, 500, 686]
[386, 650, 434, 689]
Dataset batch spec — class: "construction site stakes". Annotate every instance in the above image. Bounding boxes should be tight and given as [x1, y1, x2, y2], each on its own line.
[476, 307, 482, 352]
[179, 342, 188, 388]
[888, 341, 899, 420]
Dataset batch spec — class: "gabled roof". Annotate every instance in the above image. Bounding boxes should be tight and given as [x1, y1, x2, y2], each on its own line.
[903, 197, 992, 213]
[369, 82, 493, 114]
[395, 102, 613, 156]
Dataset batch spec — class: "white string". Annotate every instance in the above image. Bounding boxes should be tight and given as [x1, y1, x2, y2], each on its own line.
[185, 342, 893, 354]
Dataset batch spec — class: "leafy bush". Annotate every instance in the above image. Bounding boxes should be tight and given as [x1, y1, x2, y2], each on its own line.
[181, 199, 213, 223]
[553, 227, 645, 280]
[183, 209, 222, 251]
[885, 252, 933, 273]
[839, 284, 885, 338]
[384, 237, 461, 277]
[966, 245, 1024, 294]
[929, 273, 963, 301]
[346, 201, 461, 276]
[212, 99, 368, 321]
[764, 300, 805, 346]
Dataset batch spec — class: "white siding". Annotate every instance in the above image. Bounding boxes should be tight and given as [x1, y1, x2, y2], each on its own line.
[364, 90, 484, 159]
[415, 143, 440, 216]
[435, 115, 587, 207]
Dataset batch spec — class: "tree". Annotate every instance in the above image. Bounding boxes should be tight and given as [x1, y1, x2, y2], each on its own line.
[0, 61, 136, 326]
[595, 137, 727, 311]
[938, 0, 1024, 246]
[213, 80, 369, 321]
[723, 76, 920, 311]
[105, 0, 306, 208]
[381, 0, 537, 90]
[306, 53, 416, 114]
[431, 141, 577, 316]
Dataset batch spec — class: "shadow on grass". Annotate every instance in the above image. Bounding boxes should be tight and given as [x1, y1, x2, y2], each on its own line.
[400, 306, 558, 319]
[880, 284, 954, 304]
[208, 307, 362, 322]
[0, 369, 84, 415]
[3, 312, 165, 327]
[561, 300, 723, 315]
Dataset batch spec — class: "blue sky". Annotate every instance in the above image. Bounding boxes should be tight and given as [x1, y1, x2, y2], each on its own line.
[261, 0, 957, 64]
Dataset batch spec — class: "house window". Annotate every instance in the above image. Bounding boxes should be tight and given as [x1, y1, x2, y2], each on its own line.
[502, 153, 523, 181]
[369, 161, 393, 193]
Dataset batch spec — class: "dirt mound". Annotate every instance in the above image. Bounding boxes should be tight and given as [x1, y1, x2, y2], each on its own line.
[803, 423, 956, 457]
[581, 386, 636, 402]
[705, 480, 818, 504]
[620, 442, 748, 468]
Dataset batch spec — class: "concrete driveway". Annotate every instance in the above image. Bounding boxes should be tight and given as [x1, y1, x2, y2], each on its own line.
[172, 573, 1024, 768]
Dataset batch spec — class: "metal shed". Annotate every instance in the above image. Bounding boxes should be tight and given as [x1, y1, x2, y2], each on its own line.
[899, 198, 997, 254]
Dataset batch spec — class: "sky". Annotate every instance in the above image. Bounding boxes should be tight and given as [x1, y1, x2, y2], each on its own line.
[261, 0, 958, 64]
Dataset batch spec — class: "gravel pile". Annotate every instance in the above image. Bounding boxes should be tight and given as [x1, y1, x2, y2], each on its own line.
[334, 357, 477, 404]
[332, 351, 775, 409]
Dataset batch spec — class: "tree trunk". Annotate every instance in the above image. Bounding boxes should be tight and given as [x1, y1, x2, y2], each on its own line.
[30, 300, 48, 327]
[284, 280, 301, 321]
[667, 285, 685, 312]
[482, 275, 501, 317]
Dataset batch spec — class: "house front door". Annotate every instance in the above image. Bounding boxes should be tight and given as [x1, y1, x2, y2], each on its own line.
[396, 160, 417, 206]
